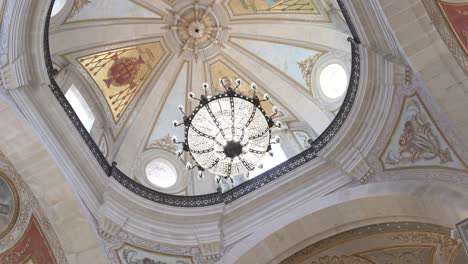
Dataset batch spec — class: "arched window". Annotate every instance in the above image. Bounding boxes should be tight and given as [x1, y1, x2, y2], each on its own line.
[65, 84, 95, 132]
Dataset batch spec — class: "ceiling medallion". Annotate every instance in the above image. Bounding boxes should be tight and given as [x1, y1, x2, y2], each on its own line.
[172, 80, 282, 182]
[164, 1, 229, 61]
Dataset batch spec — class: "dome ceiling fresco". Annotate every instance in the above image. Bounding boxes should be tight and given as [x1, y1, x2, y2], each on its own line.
[49, 0, 351, 194]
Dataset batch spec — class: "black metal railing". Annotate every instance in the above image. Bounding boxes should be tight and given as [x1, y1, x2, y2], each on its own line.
[43, 0, 361, 207]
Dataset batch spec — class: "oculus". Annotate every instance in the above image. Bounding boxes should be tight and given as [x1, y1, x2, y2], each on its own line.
[145, 159, 178, 188]
[172, 80, 281, 181]
[319, 63, 348, 99]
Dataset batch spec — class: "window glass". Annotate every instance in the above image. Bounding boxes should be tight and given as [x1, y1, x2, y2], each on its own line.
[65, 84, 95, 132]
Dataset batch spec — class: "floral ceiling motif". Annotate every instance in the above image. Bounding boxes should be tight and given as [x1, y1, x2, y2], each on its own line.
[78, 41, 167, 122]
[380, 93, 467, 172]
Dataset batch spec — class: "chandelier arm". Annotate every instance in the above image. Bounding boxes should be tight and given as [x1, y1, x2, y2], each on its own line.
[227, 158, 233, 178]
[244, 105, 258, 128]
[191, 148, 214, 154]
[249, 149, 266, 155]
[190, 125, 216, 140]
[219, 79, 229, 92]
[239, 156, 255, 171]
[206, 158, 221, 170]
[249, 127, 269, 140]
[205, 103, 227, 139]
[213, 140, 225, 148]
[230, 97, 235, 139]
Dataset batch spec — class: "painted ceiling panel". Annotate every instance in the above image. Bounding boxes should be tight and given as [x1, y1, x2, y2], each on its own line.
[228, 0, 319, 15]
[230, 37, 322, 92]
[78, 41, 166, 122]
[66, 0, 161, 23]
[147, 62, 189, 150]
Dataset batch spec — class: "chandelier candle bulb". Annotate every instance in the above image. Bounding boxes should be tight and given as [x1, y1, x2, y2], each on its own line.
[272, 136, 281, 144]
[251, 83, 258, 91]
[186, 162, 193, 170]
[263, 94, 270, 101]
[188, 92, 195, 101]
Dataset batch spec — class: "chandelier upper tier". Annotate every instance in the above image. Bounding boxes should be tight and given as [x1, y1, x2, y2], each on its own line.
[172, 80, 282, 180]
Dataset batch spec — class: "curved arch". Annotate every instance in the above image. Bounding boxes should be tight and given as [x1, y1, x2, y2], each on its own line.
[220, 180, 468, 264]
[378, 0, 468, 140]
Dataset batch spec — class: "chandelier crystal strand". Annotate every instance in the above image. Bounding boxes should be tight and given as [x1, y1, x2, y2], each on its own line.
[172, 80, 281, 182]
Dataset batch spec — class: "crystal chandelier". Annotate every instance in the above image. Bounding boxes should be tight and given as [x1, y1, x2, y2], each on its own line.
[172, 79, 281, 181]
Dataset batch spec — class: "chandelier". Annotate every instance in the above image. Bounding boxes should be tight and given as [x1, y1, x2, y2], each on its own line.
[172, 79, 281, 181]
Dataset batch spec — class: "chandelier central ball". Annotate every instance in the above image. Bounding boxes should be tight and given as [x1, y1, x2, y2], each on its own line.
[224, 140, 243, 158]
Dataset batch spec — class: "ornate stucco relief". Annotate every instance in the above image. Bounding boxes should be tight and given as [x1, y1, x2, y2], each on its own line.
[390, 232, 457, 261]
[281, 222, 466, 264]
[380, 93, 467, 172]
[357, 246, 434, 264]
[117, 244, 194, 264]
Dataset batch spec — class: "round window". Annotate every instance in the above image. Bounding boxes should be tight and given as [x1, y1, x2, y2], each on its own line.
[145, 159, 177, 188]
[51, 0, 67, 16]
[319, 64, 348, 99]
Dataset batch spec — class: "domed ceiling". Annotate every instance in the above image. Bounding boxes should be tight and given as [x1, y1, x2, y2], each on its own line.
[49, 0, 352, 195]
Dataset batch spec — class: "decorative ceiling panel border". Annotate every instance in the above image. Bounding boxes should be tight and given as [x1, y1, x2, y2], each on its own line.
[421, 0, 468, 74]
